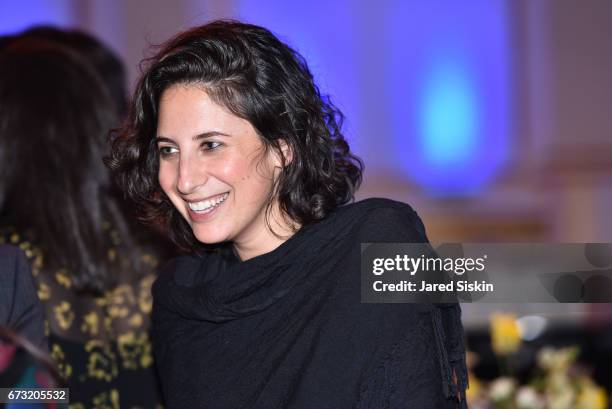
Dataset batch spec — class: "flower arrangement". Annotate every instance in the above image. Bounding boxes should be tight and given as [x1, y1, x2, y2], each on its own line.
[467, 313, 609, 409]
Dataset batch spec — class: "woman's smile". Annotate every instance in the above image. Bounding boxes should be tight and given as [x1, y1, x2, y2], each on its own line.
[185, 192, 229, 221]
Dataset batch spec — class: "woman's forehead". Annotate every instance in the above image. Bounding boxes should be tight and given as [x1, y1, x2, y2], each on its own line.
[156, 85, 254, 141]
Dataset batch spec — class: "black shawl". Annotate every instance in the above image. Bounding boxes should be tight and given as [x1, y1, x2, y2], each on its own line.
[152, 198, 468, 408]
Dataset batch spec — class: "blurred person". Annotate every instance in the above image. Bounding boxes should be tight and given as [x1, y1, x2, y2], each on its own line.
[0, 245, 46, 349]
[108, 20, 468, 408]
[10, 25, 176, 260]
[19, 25, 128, 117]
[0, 39, 162, 408]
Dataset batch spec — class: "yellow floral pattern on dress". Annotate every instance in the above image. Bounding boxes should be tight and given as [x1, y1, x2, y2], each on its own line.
[10, 232, 20, 244]
[55, 269, 72, 288]
[38, 282, 51, 300]
[85, 340, 119, 382]
[103, 315, 114, 335]
[128, 313, 143, 327]
[51, 343, 73, 379]
[81, 311, 100, 337]
[54, 301, 75, 330]
[19, 241, 34, 259]
[117, 332, 153, 370]
[107, 284, 134, 319]
[92, 389, 120, 409]
[31, 247, 44, 273]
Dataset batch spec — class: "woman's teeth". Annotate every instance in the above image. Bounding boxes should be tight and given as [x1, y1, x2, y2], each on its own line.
[188, 193, 228, 213]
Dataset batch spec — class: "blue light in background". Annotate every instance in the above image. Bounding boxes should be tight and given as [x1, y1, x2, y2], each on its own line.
[0, 0, 73, 35]
[386, 1, 512, 196]
[237, 1, 512, 197]
[421, 62, 479, 167]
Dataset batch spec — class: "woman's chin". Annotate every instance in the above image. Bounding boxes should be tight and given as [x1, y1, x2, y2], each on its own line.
[193, 229, 230, 246]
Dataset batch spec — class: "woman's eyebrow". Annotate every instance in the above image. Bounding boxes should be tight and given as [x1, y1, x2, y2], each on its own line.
[155, 136, 175, 144]
[155, 131, 230, 144]
[193, 131, 230, 140]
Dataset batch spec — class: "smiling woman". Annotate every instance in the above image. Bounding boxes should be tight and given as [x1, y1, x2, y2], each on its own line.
[155, 84, 294, 260]
[106, 20, 468, 409]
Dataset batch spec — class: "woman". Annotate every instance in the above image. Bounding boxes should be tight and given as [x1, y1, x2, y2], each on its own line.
[0, 39, 162, 408]
[108, 20, 468, 408]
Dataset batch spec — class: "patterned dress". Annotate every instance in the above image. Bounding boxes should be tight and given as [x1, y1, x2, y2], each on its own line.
[1, 226, 163, 409]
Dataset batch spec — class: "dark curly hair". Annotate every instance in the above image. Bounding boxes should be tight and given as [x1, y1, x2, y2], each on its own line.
[106, 20, 363, 250]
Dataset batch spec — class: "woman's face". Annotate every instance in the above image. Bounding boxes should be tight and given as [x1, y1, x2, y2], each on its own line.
[156, 84, 285, 255]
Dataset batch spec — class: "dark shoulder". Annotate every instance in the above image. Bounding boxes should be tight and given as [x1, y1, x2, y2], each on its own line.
[0, 245, 19, 302]
[0, 244, 28, 283]
[154, 253, 207, 289]
[0, 243, 16, 258]
[334, 198, 428, 243]
[0, 243, 21, 261]
[0, 244, 46, 349]
[153, 247, 232, 290]
[343, 197, 419, 219]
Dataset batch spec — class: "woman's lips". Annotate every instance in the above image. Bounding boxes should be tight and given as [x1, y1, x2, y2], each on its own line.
[186, 192, 228, 222]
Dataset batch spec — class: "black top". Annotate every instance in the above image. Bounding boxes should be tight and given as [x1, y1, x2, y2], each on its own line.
[0, 244, 46, 349]
[152, 198, 468, 409]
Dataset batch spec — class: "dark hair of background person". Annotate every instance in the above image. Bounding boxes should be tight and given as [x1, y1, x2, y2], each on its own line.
[0, 39, 142, 293]
[107, 19, 364, 251]
[0, 34, 14, 50]
[18, 25, 128, 116]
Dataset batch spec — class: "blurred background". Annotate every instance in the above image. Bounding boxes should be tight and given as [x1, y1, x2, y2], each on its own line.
[2, 0, 612, 405]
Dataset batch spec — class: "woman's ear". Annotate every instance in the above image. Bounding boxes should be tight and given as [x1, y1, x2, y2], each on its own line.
[275, 139, 293, 168]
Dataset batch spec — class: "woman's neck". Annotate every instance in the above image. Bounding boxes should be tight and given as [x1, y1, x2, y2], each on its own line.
[232, 205, 299, 262]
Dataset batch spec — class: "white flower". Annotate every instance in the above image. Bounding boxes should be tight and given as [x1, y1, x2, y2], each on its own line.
[489, 377, 516, 401]
[516, 386, 544, 409]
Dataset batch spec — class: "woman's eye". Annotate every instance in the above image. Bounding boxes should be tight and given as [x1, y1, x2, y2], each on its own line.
[202, 141, 222, 151]
[158, 146, 178, 157]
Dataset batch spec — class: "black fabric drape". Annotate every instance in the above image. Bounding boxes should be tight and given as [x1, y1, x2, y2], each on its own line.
[153, 198, 468, 409]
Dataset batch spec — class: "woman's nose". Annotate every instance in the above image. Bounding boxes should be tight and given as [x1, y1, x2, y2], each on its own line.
[177, 157, 207, 195]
